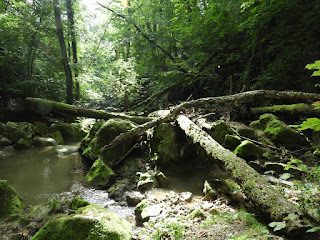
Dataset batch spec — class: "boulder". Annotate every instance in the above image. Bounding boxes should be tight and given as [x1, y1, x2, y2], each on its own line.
[125, 191, 145, 207]
[13, 138, 32, 150]
[155, 171, 169, 187]
[151, 123, 186, 168]
[31, 205, 132, 240]
[49, 130, 64, 145]
[233, 140, 264, 160]
[223, 134, 241, 150]
[0, 136, 11, 146]
[207, 120, 234, 145]
[81, 119, 136, 165]
[32, 137, 57, 147]
[3, 121, 35, 143]
[70, 196, 90, 210]
[134, 199, 151, 223]
[203, 180, 218, 200]
[80, 120, 105, 154]
[85, 159, 115, 188]
[0, 180, 24, 218]
[136, 172, 156, 191]
[250, 114, 305, 149]
[33, 122, 48, 136]
[49, 123, 86, 142]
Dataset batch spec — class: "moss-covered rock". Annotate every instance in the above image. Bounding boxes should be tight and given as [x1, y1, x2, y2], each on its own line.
[250, 114, 305, 149]
[34, 122, 48, 136]
[155, 171, 169, 187]
[134, 199, 151, 223]
[31, 204, 132, 240]
[233, 140, 264, 160]
[0, 136, 12, 146]
[80, 120, 105, 153]
[203, 180, 218, 200]
[49, 130, 64, 145]
[151, 123, 186, 168]
[207, 120, 234, 145]
[0, 180, 24, 218]
[32, 137, 57, 147]
[13, 138, 32, 150]
[49, 123, 86, 142]
[137, 172, 156, 191]
[82, 119, 136, 165]
[223, 134, 241, 150]
[3, 121, 35, 143]
[85, 159, 115, 188]
[70, 196, 90, 210]
[189, 209, 206, 220]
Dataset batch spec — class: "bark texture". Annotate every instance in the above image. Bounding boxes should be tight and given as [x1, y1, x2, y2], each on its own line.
[53, 0, 74, 104]
[102, 90, 320, 152]
[176, 114, 304, 234]
[25, 97, 153, 124]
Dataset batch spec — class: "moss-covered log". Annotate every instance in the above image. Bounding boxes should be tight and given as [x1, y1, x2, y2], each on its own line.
[25, 97, 154, 124]
[102, 90, 320, 152]
[251, 103, 320, 118]
[176, 114, 306, 235]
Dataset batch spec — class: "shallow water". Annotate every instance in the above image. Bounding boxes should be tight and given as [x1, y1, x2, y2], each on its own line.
[0, 144, 83, 205]
[0, 144, 135, 221]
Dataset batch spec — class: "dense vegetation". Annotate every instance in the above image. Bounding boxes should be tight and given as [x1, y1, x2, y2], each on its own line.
[1, 0, 320, 110]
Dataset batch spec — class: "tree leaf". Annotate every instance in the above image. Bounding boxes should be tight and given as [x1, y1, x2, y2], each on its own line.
[268, 221, 286, 231]
[298, 118, 320, 131]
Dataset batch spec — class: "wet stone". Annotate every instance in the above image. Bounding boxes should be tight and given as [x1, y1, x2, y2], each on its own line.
[126, 191, 145, 207]
[180, 192, 193, 202]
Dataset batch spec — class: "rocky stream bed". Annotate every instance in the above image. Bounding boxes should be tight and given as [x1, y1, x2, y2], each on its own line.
[0, 102, 320, 239]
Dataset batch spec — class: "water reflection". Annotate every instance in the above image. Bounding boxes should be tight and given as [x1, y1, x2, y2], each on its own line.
[0, 145, 83, 205]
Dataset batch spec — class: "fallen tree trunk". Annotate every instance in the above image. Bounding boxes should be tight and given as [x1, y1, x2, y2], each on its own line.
[176, 114, 304, 235]
[251, 103, 320, 118]
[102, 90, 320, 152]
[25, 97, 154, 124]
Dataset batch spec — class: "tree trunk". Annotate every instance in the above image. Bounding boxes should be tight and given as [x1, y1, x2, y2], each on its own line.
[66, 0, 80, 101]
[101, 90, 320, 152]
[53, 0, 74, 105]
[176, 114, 304, 235]
[25, 97, 153, 124]
[251, 104, 320, 118]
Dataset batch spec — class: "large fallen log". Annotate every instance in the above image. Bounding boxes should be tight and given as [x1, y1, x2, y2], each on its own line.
[102, 90, 320, 152]
[176, 114, 305, 235]
[251, 103, 320, 118]
[24, 97, 154, 124]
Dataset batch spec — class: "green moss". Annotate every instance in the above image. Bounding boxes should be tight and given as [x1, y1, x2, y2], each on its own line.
[3, 121, 35, 142]
[223, 134, 241, 150]
[135, 199, 151, 222]
[81, 119, 136, 164]
[32, 205, 132, 240]
[49, 123, 86, 142]
[0, 180, 24, 218]
[70, 196, 90, 210]
[208, 120, 234, 145]
[250, 114, 303, 149]
[151, 123, 183, 167]
[34, 122, 48, 136]
[0, 136, 11, 146]
[233, 140, 263, 159]
[48, 199, 61, 213]
[13, 138, 32, 150]
[50, 130, 64, 145]
[85, 159, 115, 187]
[189, 209, 206, 220]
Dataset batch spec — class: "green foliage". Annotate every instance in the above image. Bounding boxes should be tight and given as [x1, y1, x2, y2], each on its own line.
[306, 60, 320, 77]
[268, 221, 286, 232]
[298, 118, 320, 132]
